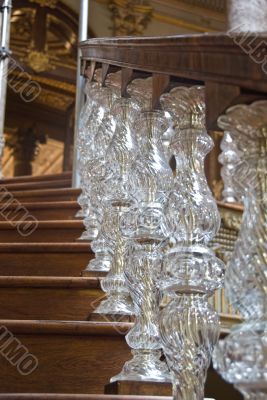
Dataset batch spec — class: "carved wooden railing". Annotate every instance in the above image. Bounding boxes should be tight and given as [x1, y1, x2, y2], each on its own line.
[79, 33, 267, 330]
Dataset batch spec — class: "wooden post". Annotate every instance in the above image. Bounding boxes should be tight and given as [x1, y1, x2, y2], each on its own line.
[152, 73, 170, 110]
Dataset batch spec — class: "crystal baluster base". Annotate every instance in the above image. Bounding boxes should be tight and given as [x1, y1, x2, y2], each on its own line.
[93, 292, 133, 316]
[84, 252, 112, 273]
[111, 349, 170, 383]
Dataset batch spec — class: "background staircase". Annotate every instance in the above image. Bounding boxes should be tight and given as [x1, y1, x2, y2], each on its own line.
[0, 173, 242, 400]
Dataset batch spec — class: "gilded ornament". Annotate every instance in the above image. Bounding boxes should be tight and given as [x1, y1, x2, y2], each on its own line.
[109, 0, 152, 36]
[37, 89, 74, 112]
[26, 51, 54, 73]
[220, 209, 242, 231]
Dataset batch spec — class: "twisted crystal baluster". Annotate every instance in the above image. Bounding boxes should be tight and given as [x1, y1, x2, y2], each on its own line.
[78, 86, 114, 241]
[112, 111, 172, 382]
[84, 78, 149, 274]
[82, 98, 118, 272]
[76, 78, 100, 218]
[160, 86, 225, 400]
[94, 205, 134, 315]
[213, 101, 267, 400]
[93, 97, 141, 316]
[79, 74, 121, 241]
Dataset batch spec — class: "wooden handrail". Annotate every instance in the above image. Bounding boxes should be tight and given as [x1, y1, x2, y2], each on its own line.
[80, 33, 267, 130]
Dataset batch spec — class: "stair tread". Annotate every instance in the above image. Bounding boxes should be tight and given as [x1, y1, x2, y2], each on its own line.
[0, 220, 84, 229]
[0, 187, 81, 197]
[0, 201, 79, 209]
[1, 179, 72, 191]
[0, 320, 132, 336]
[217, 201, 243, 212]
[0, 172, 72, 184]
[0, 276, 100, 288]
[0, 242, 91, 252]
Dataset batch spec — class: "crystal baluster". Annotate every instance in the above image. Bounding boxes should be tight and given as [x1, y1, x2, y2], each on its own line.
[213, 101, 267, 400]
[93, 96, 140, 316]
[112, 111, 172, 382]
[160, 86, 225, 400]
[78, 73, 121, 241]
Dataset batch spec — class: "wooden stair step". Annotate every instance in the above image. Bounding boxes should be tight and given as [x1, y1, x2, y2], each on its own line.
[0, 320, 131, 394]
[0, 188, 81, 203]
[0, 320, 240, 399]
[0, 201, 80, 221]
[0, 220, 84, 243]
[0, 276, 103, 320]
[1, 179, 72, 192]
[0, 395, 170, 399]
[0, 243, 92, 276]
[0, 172, 72, 185]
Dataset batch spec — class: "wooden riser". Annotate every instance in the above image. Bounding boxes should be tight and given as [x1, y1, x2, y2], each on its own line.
[0, 188, 81, 203]
[0, 277, 103, 320]
[0, 243, 92, 276]
[0, 201, 80, 221]
[0, 221, 84, 243]
[0, 321, 131, 395]
[0, 172, 72, 185]
[1, 179, 72, 192]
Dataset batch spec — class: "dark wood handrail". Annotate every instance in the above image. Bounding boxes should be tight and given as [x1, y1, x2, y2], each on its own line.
[80, 33, 267, 130]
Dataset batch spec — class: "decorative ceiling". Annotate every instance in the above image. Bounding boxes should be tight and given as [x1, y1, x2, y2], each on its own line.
[11, 0, 77, 75]
[4, 0, 79, 176]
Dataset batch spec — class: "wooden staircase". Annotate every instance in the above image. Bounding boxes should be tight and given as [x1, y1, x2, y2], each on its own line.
[0, 173, 241, 400]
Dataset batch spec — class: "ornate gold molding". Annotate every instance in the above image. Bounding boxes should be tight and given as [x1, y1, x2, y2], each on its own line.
[26, 51, 55, 74]
[220, 206, 243, 232]
[211, 203, 243, 264]
[9, 70, 76, 94]
[152, 11, 215, 32]
[37, 89, 74, 112]
[29, 0, 57, 7]
[183, 0, 226, 13]
[109, 0, 153, 35]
